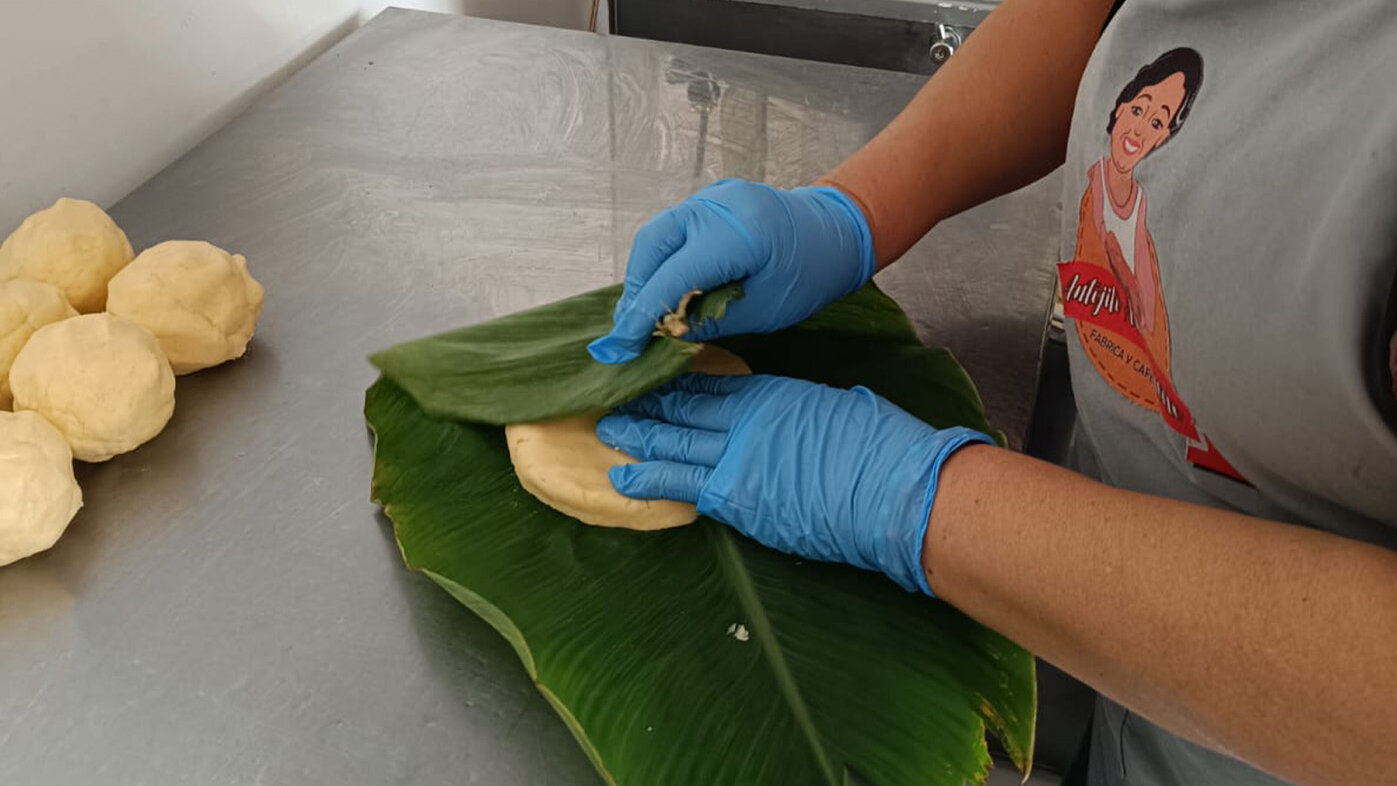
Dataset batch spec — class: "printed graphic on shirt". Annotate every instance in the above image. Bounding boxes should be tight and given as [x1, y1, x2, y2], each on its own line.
[1390, 331, 1396, 399]
[1380, 283, 1397, 433]
[1058, 48, 1248, 483]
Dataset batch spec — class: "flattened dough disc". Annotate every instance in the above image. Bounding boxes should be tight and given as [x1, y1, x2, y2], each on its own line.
[505, 345, 749, 530]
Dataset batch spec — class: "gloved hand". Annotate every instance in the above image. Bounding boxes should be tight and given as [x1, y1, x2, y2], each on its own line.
[596, 373, 993, 595]
[587, 179, 876, 364]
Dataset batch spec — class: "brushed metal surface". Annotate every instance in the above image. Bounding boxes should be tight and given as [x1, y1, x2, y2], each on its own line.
[0, 10, 1060, 784]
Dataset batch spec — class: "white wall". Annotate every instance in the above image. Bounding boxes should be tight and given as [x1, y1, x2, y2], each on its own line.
[0, 0, 594, 232]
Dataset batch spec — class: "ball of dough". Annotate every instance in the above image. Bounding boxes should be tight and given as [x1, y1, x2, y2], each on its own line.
[0, 279, 77, 410]
[10, 313, 175, 462]
[106, 240, 265, 375]
[506, 345, 750, 530]
[0, 198, 134, 313]
[0, 410, 83, 566]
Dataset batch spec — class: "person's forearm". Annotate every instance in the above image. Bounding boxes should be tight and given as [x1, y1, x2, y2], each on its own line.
[817, 0, 1116, 266]
[923, 445, 1397, 786]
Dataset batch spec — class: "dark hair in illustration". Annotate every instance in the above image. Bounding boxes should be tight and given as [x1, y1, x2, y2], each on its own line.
[1106, 47, 1204, 147]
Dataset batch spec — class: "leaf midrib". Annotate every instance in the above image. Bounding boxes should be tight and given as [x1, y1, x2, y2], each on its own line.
[711, 524, 841, 786]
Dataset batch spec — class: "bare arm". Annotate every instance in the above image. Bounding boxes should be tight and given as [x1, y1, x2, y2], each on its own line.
[817, 0, 1117, 266]
[925, 445, 1397, 786]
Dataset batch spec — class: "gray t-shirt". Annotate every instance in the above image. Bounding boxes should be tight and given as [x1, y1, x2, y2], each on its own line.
[1055, 1, 1397, 783]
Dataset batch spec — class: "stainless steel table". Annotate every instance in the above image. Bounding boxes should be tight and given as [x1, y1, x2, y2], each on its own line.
[0, 10, 1061, 785]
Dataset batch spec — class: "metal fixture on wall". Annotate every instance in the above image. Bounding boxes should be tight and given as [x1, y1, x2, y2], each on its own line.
[611, 0, 991, 75]
[929, 23, 962, 64]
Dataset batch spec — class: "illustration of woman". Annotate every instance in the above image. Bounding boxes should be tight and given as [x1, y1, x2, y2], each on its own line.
[1074, 48, 1203, 391]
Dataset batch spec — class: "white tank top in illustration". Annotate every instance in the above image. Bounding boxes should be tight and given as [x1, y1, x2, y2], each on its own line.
[1097, 157, 1140, 275]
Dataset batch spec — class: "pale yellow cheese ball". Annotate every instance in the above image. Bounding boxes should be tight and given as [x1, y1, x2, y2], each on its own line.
[0, 198, 135, 313]
[106, 240, 265, 375]
[0, 279, 77, 410]
[0, 410, 83, 567]
[505, 346, 750, 530]
[10, 314, 175, 462]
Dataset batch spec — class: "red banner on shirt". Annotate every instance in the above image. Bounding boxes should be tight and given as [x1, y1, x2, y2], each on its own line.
[1058, 260, 1247, 482]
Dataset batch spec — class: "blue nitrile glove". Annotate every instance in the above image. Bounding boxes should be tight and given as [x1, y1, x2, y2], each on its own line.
[595, 374, 994, 595]
[587, 179, 876, 364]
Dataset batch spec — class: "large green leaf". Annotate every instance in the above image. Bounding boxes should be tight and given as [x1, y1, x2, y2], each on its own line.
[716, 336, 1007, 447]
[715, 286, 1005, 445]
[366, 283, 1035, 786]
[370, 283, 745, 424]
